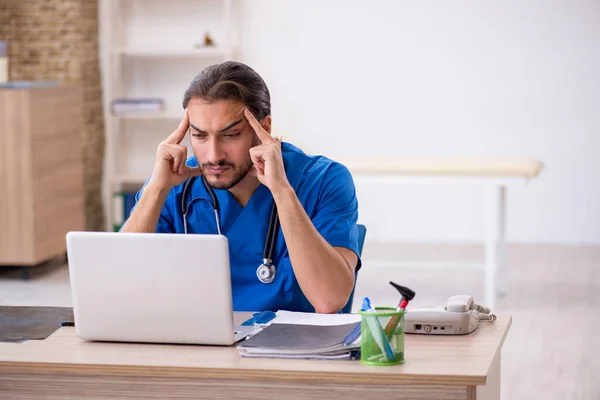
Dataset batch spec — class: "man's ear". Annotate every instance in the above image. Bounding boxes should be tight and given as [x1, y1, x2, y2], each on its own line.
[260, 115, 272, 134]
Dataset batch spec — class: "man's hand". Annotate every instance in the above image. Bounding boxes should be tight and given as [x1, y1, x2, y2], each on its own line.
[148, 110, 203, 191]
[244, 108, 290, 194]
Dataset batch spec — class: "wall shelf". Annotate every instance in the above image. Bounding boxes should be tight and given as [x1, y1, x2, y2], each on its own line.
[100, 0, 236, 231]
[113, 47, 227, 58]
[112, 111, 184, 120]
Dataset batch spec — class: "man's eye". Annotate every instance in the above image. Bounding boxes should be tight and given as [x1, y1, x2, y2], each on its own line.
[223, 132, 240, 138]
[192, 133, 207, 139]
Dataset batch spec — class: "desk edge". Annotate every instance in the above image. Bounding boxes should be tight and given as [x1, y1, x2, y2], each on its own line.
[0, 361, 487, 386]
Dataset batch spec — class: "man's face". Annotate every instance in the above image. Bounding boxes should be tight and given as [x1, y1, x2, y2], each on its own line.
[186, 98, 263, 189]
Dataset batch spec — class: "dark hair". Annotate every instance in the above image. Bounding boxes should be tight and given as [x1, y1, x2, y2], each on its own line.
[182, 61, 271, 120]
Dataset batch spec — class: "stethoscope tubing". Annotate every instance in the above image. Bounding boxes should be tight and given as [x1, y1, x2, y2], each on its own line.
[180, 176, 279, 283]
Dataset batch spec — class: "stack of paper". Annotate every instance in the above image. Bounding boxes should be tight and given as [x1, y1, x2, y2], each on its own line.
[237, 311, 361, 360]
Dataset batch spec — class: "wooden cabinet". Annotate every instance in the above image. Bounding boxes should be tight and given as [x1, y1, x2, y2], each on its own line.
[0, 85, 85, 267]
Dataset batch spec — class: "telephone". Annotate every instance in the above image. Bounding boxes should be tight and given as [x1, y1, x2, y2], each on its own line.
[404, 295, 496, 335]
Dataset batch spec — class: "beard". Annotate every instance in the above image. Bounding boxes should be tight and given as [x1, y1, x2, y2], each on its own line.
[200, 136, 261, 190]
[201, 157, 254, 190]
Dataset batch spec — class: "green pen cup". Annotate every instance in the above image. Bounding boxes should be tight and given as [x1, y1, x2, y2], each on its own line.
[359, 307, 405, 366]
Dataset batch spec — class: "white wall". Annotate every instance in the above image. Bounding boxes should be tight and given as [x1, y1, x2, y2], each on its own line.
[236, 0, 600, 244]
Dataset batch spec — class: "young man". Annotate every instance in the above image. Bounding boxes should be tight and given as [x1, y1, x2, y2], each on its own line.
[121, 61, 361, 314]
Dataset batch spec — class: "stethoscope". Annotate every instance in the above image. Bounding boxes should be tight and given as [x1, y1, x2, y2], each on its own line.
[180, 176, 280, 284]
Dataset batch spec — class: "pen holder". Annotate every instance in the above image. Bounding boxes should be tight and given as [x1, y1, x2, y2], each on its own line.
[359, 307, 405, 366]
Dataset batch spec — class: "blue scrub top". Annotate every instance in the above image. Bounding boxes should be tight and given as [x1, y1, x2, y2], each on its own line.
[130, 142, 361, 312]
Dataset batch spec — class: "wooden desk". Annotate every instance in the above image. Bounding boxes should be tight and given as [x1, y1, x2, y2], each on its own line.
[0, 312, 511, 400]
[340, 156, 543, 310]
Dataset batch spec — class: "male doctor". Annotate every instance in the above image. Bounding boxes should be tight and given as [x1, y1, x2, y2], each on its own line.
[121, 61, 361, 314]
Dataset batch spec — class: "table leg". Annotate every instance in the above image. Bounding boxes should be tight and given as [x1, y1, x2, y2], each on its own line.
[497, 186, 507, 297]
[21, 266, 30, 280]
[473, 351, 501, 400]
[485, 185, 506, 310]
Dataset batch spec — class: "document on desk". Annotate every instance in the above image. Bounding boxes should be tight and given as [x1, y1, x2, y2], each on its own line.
[238, 312, 361, 360]
[271, 311, 361, 326]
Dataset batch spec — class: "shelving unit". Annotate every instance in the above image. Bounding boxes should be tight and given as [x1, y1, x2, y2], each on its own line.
[113, 47, 228, 58]
[112, 111, 183, 121]
[99, 0, 237, 231]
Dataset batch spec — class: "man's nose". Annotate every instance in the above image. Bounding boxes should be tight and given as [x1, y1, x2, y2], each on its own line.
[206, 137, 226, 163]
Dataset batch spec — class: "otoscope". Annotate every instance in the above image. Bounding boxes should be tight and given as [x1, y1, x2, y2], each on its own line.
[383, 281, 416, 336]
[390, 281, 416, 311]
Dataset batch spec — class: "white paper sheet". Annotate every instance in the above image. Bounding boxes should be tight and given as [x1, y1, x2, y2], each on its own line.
[272, 310, 361, 326]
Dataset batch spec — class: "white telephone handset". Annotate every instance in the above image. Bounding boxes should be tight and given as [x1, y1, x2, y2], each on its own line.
[445, 295, 474, 312]
[404, 295, 496, 335]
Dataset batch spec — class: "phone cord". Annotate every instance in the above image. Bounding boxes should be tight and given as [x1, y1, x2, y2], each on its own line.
[471, 303, 491, 314]
[470, 303, 495, 322]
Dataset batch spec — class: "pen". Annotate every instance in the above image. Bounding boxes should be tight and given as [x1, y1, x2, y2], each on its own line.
[362, 298, 395, 361]
[342, 322, 362, 346]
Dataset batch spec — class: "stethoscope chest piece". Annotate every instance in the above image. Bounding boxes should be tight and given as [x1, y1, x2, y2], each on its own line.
[257, 261, 276, 284]
[182, 176, 281, 285]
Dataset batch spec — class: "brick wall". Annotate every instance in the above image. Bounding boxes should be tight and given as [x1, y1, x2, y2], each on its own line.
[0, 3, 8, 39]
[0, 0, 105, 231]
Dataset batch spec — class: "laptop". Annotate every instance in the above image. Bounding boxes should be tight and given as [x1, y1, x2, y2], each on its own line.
[65, 231, 258, 345]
